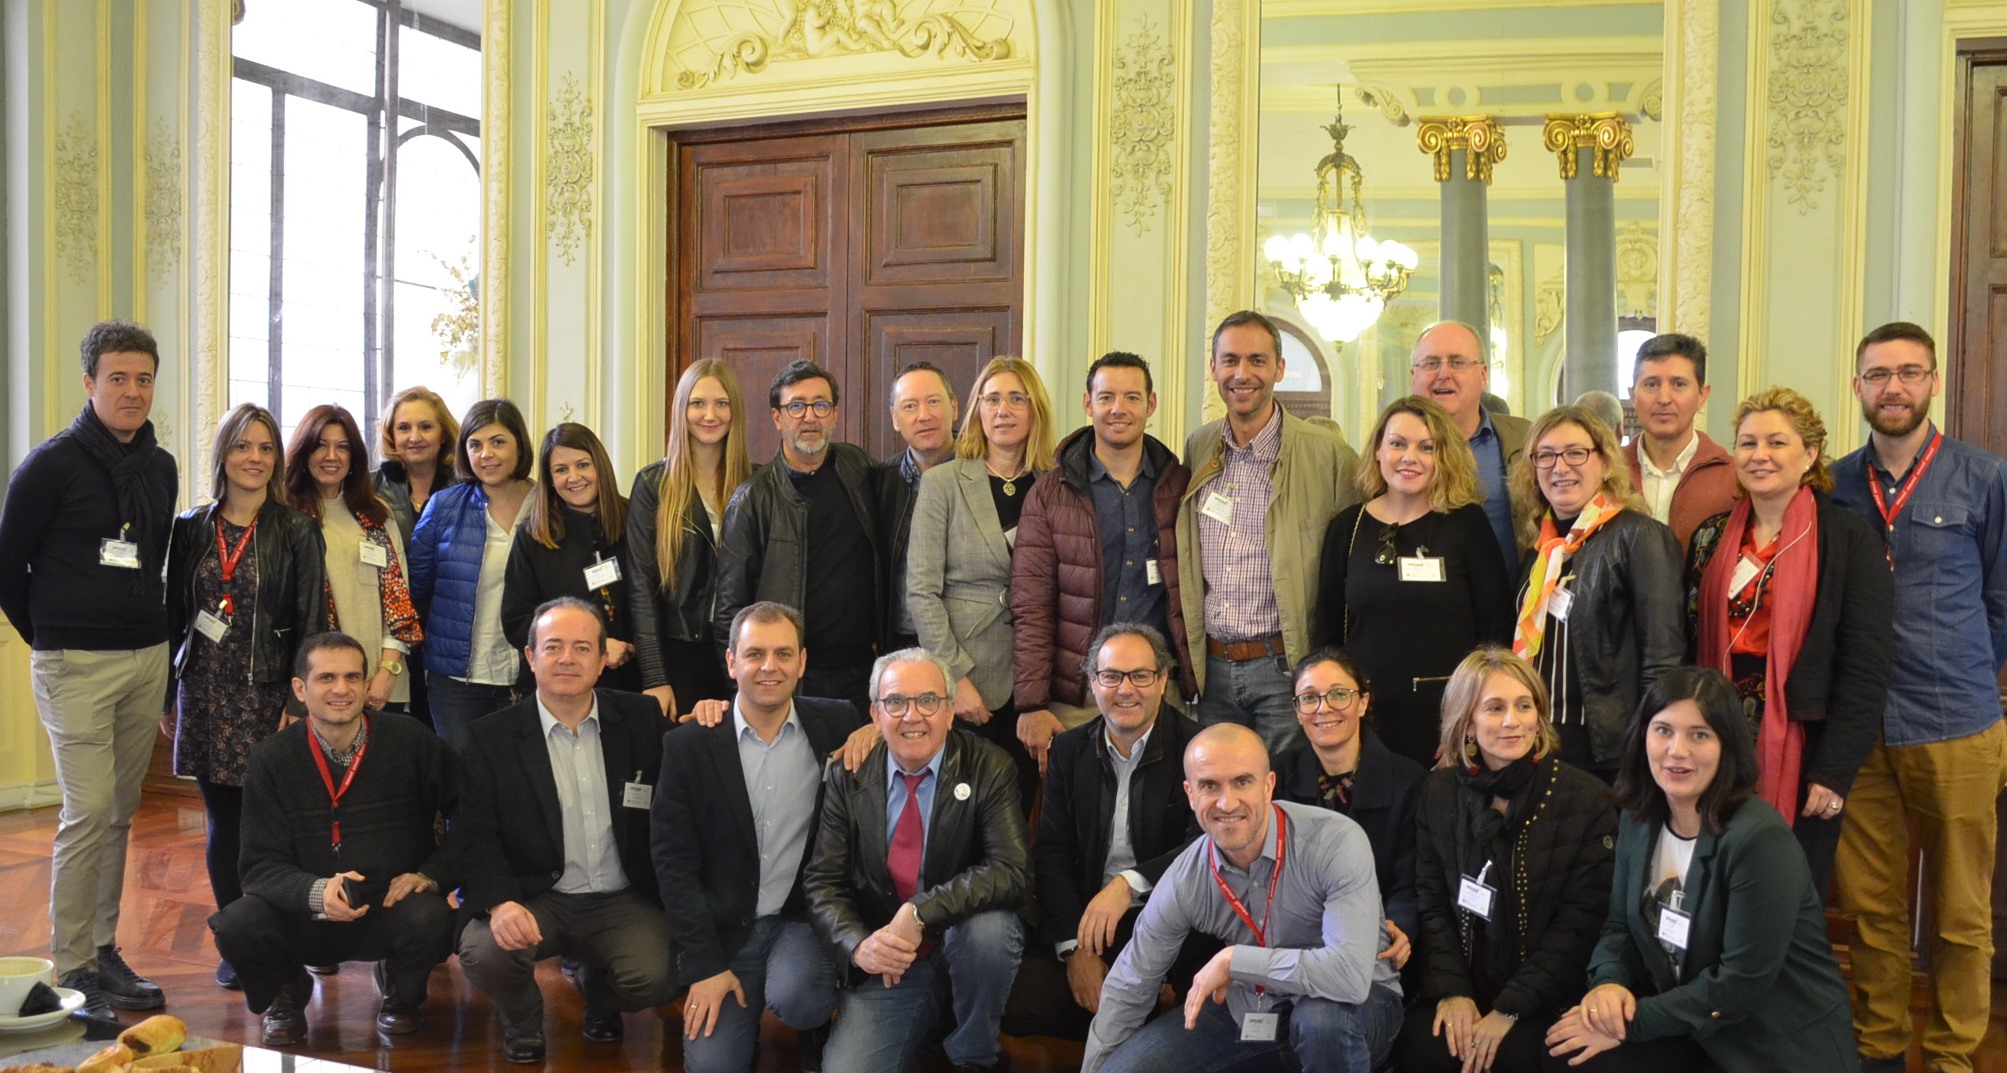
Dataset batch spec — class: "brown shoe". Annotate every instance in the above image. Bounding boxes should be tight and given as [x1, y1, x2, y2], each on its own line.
[261, 973, 312, 1047]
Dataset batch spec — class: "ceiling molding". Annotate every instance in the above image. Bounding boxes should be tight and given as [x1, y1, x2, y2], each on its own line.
[1265, 0, 1650, 14]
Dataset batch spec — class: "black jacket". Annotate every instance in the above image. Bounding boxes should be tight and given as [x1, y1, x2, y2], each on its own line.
[1274, 728, 1426, 942]
[804, 727, 1031, 979]
[1684, 495, 1894, 796]
[713, 443, 883, 659]
[1517, 509, 1685, 765]
[1413, 759, 1616, 1019]
[873, 451, 919, 640]
[626, 460, 723, 687]
[651, 697, 865, 985]
[1034, 709, 1202, 950]
[501, 507, 639, 693]
[167, 498, 328, 686]
[373, 460, 419, 557]
[453, 688, 668, 916]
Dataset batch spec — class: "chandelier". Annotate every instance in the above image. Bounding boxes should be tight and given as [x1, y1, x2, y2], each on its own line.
[1263, 92, 1418, 344]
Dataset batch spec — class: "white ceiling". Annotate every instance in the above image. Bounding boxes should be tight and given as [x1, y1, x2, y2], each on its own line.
[404, 0, 482, 36]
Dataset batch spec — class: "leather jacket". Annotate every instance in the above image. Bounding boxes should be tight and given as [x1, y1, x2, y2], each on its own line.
[712, 443, 883, 658]
[625, 460, 721, 687]
[167, 498, 328, 685]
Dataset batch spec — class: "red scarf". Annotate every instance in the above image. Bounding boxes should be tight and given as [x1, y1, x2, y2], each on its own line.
[1696, 486, 1818, 825]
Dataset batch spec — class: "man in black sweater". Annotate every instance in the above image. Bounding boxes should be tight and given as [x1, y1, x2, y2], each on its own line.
[209, 632, 458, 1047]
[0, 320, 178, 1015]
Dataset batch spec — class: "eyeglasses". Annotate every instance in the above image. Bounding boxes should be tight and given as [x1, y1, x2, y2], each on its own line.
[979, 392, 1033, 411]
[1374, 526, 1398, 566]
[1411, 357, 1484, 374]
[1092, 668, 1163, 689]
[1530, 446, 1597, 469]
[1293, 687, 1363, 714]
[1857, 366, 1934, 387]
[780, 400, 836, 419]
[876, 692, 944, 717]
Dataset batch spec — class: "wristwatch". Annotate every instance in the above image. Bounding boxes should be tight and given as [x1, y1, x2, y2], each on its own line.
[382, 660, 405, 677]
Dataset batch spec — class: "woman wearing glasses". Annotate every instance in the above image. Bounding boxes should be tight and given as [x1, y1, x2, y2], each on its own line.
[1315, 396, 1513, 766]
[1682, 388, 1891, 893]
[1508, 405, 1683, 779]
[906, 357, 1057, 812]
[1399, 647, 1616, 1073]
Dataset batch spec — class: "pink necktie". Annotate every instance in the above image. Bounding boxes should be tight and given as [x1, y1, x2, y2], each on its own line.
[889, 771, 929, 903]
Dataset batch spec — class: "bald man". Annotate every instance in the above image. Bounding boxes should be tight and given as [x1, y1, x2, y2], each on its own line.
[1081, 725, 1402, 1073]
[1409, 322, 1529, 571]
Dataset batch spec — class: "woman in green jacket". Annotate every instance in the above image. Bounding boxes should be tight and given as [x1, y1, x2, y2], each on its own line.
[1545, 665, 1855, 1072]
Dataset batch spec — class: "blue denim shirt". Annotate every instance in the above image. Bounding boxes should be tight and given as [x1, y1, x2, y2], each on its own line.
[1469, 410, 1518, 572]
[1829, 427, 2007, 746]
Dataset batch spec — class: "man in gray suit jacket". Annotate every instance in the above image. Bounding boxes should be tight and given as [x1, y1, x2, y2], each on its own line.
[1410, 321, 1529, 571]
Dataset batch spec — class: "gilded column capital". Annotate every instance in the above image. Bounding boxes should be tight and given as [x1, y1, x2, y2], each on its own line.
[1540, 112, 1636, 181]
[1415, 115, 1507, 184]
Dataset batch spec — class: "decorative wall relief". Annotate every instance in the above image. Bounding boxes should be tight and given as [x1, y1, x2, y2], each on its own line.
[1204, 0, 1254, 361]
[1667, 0, 1717, 341]
[1765, 0, 1848, 213]
[545, 73, 594, 267]
[52, 114, 98, 282]
[1110, 16, 1175, 236]
[145, 120, 183, 274]
[1535, 278, 1565, 344]
[673, 0, 1014, 90]
[1615, 221, 1658, 319]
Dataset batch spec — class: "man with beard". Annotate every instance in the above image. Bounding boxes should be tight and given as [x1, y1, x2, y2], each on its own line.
[715, 359, 884, 713]
[1828, 322, 2007, 1073]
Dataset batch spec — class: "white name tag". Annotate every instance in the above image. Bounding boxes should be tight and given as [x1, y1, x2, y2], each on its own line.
[1146, 558, 1162, 586]
[1398, 555, 1446, 583]
[1200, 491, 1235, 525]
[100, 538, 141, 569]
[1656, 906, 1691, 950]
[1457, 874, 1497, 920]
[360, 543, 389, 569]
[622, 780, 652, 809]
[1239, 1011, 1279, 1042]
[584, 558, 622, 589]
[1549, 587, 1574, 622]
[194, 610, 231, 644]
[1729, 554, 1760, 595]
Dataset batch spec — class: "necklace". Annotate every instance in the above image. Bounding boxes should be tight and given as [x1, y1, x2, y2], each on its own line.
[986, 459, 1027, 496]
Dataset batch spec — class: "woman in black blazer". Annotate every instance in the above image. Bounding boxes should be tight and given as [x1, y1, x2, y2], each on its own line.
[1398, 646, 1616, 1073]
[1545, 667, 1855, 1072]
[501, 422, 640, 693]
[1685, 387, 1892, 894]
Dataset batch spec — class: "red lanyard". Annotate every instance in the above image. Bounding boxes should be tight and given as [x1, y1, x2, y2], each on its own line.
[213, 513, 260, 616]
[1208, 804, 1289, 949]
[1867, 430, 1943, 568]
[307, 717, 370, 855]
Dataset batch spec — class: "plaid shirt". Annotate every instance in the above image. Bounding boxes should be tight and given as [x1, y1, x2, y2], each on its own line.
[1197, 404, 1284, 641]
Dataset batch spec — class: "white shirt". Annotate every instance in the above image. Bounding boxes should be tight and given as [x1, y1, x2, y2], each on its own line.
[463, 507, 519, 685]
[1638, 431, 1701, 525]
[537, 693, 629, 894]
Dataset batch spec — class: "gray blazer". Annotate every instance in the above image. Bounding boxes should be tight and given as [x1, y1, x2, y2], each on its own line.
[905, 457, 1016, 707]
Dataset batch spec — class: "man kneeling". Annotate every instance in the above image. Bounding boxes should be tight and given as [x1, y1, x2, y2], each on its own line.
[210, 632, 457, 1046]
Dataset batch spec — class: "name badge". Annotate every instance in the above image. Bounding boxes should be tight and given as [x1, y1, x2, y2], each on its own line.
[584, 557, 622, 589]
[1239, 1011, 1279, 1042]
[1398, 555, 1446, 583]
[359, 543, 389, 569]
[100, 538, 142, 569]
[1657, 905, 1691, 950]
[1146, 558, 1162, 586]
[1200, 491, 1235, 525]
[194, 609, 231, 644]
[1729, 554, 1760, 595]
[1457, 873, 1497, 920]
[622, 780, 652, 809]
[1549, 587, 1574, 622]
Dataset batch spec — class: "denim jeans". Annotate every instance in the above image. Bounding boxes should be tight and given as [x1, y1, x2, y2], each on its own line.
[424, 672, 513, 753]
[1098, 985, 1403, 1073]
[1198, 652, 1302, 756]
[678, 916, 838, 1073]
[821, 908, 1024, 1072]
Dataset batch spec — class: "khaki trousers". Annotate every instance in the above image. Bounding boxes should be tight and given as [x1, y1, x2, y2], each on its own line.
[1835, 720, 2007, 1073]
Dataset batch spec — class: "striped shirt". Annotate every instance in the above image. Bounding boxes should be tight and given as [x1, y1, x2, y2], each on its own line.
[1198, 405, 1284, 641]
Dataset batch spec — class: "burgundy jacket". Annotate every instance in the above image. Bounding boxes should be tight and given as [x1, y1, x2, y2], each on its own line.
[1624, 431, 1738, 552]
[1010, 427, 1196, 711]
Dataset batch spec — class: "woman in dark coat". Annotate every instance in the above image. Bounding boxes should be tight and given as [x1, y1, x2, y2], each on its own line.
[1399, 646, 1616, 1073]
[1545, 667, 1855, 1072]
[1684, 387, 1891, 895]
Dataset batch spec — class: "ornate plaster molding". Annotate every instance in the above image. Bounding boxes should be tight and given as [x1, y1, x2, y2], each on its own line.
[674, 1, 1013, 90]
[1415, 115, 1506, 184]
[546, 72, 594, 267]
[1109, 16, 1175, 237]
[53, 113, 98, 283]
[1203, 0, 1256, 382]
[145, 120, 182, 274]
[1540, 112, 1635, 182]
[1765, 0, 1849, 213]
[1616, 221, 1658, 319]
[1665, 0, 1716, 340]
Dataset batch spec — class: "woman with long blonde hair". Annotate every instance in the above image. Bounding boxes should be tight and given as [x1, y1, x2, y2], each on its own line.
[627, 359, 752, 716]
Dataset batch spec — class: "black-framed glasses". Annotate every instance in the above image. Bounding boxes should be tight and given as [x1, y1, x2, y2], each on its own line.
[1857, 366, 1934, 387]
[1375, 525, 1398, 566]
[1293, 687, 1363, 714]
[1092, 667, 1162, 689]
[1530, 446, 1596, 469]
[876, 692, 944, 717]
[780, 400, 836, 419]
[1411, 356, 1484, 374]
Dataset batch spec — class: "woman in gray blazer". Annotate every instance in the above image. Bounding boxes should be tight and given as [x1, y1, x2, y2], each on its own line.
[907, 356, 1057, 813]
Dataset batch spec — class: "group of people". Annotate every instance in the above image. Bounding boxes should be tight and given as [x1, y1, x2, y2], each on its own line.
[0, 310, 2001, 1073]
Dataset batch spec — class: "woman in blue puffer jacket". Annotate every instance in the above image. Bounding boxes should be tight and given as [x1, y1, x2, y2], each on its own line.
[408, 398, 535, 751]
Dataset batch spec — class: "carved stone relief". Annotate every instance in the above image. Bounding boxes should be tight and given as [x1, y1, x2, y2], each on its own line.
[1765, 0, 1849, 213]
[546, 72, 594, 267]
[146, 120, 183, 274]
[53, 114, 98, 283]
[672, 0, 1014, 90]
[1615, 221, 1658, 319]
[1110, 16, 1175, 236]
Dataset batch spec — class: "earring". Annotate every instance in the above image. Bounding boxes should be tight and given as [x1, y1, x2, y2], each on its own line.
[1463, 736, 1481, 767]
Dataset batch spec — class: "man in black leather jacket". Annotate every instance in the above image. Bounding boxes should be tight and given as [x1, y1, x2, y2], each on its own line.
[802, 647, 1030, 1073]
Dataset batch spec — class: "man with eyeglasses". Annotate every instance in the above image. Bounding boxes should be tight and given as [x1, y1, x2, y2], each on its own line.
[1005, 623, 1206, 1040]
[803, 647, 1029, 1073]
[1409, 321, 1529, 571]
[716, 359, 884, 715]
[877, 362, 961, 650]
[1620, 332, 1736, 550]
[1827, 322, 2007, 1073]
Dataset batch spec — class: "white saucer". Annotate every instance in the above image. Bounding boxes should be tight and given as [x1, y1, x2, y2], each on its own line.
[0, 988, 86, 1033]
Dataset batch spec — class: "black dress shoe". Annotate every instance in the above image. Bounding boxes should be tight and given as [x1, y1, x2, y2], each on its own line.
[261, 974, 313, 1048]
[306, 963, 340, 976]
[56, 968, 112, 1019]
[94, 945, 165, 1010]
[581, 1010, 623, 1043]
[502, 1032, 546, 1064]
[372, 960, 423, 1035]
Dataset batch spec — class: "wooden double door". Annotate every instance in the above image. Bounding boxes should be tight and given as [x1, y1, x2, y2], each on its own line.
[670, 105, 1027, 463]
